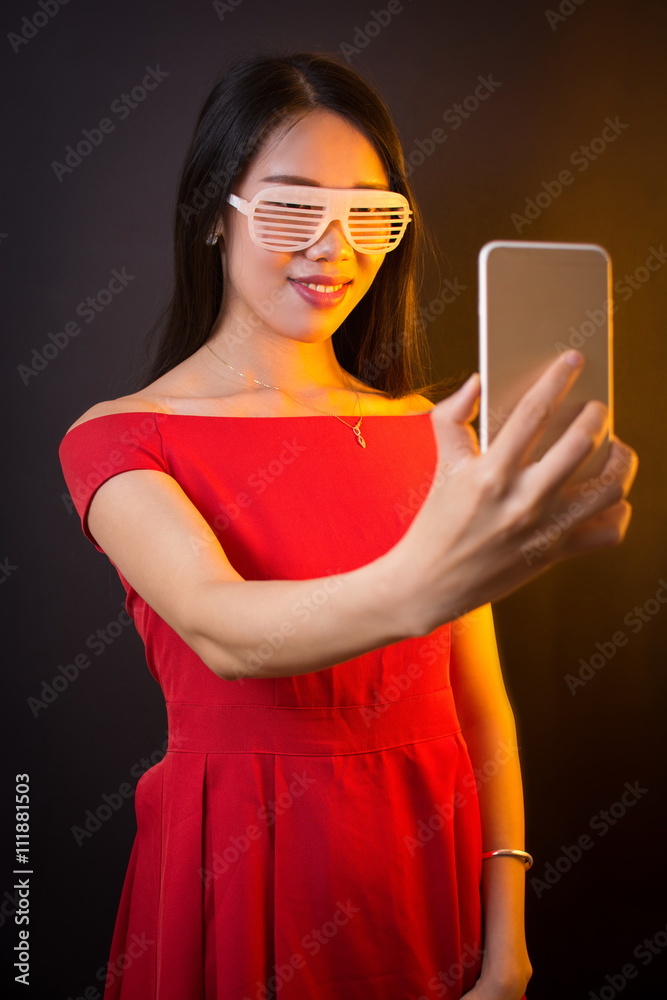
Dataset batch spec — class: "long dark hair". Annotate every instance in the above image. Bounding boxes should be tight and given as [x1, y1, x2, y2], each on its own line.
[133, 51, 457, 400]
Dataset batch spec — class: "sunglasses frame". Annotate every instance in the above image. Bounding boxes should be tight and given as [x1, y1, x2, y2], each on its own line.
[226, 184, 412, 254]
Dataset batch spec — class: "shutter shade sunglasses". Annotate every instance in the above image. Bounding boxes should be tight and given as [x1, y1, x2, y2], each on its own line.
[226, 184, 412, 254]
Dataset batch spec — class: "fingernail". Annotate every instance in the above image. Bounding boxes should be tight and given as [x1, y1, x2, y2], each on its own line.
[564, 350, 584, 368]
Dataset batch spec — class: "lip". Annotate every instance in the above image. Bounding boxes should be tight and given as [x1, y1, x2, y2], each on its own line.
[288, 275, 353, 310]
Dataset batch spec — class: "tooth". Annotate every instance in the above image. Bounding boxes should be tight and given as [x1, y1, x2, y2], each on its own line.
[302, 282, 344, 292]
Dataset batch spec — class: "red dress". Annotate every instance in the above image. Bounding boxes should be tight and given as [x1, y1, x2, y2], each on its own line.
[58, 410, 496, 1000]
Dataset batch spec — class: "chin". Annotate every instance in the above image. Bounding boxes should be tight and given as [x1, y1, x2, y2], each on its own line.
[272, 310, 347, 342]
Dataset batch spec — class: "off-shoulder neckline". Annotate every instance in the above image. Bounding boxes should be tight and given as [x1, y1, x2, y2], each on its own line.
[62, 409, 432, 436]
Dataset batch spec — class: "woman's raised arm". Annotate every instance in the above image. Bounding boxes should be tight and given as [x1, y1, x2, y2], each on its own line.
[85, 349, 638, 682]
[85, 459, 413, 682]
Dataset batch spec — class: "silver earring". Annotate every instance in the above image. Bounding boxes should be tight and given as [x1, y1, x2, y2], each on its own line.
[205, 231, 220, 246]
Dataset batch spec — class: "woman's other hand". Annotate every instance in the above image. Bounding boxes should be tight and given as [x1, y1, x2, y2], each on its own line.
[459, 981, 528, 1000]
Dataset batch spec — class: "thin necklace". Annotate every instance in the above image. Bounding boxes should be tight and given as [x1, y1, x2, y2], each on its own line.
[204, 341, 367, 448]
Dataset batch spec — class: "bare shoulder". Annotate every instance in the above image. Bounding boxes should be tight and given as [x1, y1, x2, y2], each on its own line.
[344, 374, 435, 415]
[65, 395, 167, 434]
[400, 393, 436, 414]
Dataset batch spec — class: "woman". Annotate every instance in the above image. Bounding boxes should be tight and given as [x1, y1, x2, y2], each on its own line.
[58, 52, 637, 1000]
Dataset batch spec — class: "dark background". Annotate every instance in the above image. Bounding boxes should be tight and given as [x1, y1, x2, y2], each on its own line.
[2, 0, 666, 997]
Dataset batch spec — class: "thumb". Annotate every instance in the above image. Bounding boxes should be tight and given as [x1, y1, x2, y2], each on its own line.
[429, 373, 481, 470]
[442, 372, 480, 421]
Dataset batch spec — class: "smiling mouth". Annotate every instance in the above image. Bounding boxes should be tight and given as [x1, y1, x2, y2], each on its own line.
[287, 277, 353, 309]
[296, 282, 347, 293]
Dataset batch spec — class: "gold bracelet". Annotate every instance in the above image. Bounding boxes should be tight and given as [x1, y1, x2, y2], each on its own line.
[481, 849, 533, 870]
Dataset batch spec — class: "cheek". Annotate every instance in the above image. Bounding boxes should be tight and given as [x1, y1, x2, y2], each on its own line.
[359, 255, 385, 290]
[226, 243, 286, 293]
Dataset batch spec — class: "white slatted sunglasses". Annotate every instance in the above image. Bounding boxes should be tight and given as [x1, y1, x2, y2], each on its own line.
[226, 184, 412, 254]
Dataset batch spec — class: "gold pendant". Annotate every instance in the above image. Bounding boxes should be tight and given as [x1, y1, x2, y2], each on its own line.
[353, 420, 366, 448]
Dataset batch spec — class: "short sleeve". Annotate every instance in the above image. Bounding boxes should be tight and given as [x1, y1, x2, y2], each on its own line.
[58, 411, 170, 553]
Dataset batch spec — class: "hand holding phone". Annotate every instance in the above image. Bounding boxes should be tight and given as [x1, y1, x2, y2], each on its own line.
[478, 240, 614, 486]
[389, 348, 637, 633]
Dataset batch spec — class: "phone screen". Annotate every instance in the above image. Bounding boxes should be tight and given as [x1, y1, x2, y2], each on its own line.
[478, 240, 613, 485]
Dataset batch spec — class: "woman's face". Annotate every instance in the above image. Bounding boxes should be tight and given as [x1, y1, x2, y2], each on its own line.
[217, 109, 391, 347]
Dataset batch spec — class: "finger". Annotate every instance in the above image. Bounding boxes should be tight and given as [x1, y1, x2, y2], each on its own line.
[429, 373, 482, 472]
[436, 372, 481, 423]
[524, 398, 610, 503]
[489, 350, 587, 476]
[556, 437, 638, 525]
[608, 437, 640, 496]
[555, 500, 633, 561]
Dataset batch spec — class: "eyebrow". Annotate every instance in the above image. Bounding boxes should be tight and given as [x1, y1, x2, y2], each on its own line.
[259, 174, 390, 190]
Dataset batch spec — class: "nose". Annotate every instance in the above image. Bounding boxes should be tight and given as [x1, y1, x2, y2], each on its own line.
[305, 218, 353, 261]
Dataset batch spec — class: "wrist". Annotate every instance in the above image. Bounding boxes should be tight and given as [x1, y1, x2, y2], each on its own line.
[378, 534, 461, 638]
[478, 948, 533, 999]
[358, 541, 426, 641]
[478, 854, 530, 993]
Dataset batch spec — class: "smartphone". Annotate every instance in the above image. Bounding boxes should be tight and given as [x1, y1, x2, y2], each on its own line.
[478, 240, 614, 486]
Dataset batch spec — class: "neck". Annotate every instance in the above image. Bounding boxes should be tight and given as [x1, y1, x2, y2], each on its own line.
[204, 309, 354, 394]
